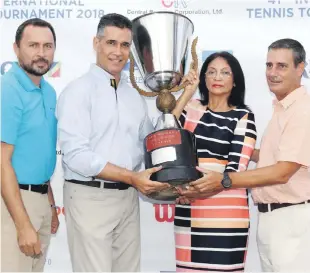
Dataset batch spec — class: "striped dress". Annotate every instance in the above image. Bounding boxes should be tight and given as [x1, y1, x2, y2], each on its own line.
[174, 99, 257, 272]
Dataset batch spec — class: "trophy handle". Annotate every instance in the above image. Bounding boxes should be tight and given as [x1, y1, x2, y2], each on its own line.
[129, 53, 158, 97]
[169, 36, 199, 93]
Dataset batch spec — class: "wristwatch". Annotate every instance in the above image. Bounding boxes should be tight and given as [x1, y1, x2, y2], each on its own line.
[221, 172, 232, 189]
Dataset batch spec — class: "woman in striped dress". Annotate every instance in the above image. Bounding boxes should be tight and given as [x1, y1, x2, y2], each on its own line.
[172, 52, 257, 272]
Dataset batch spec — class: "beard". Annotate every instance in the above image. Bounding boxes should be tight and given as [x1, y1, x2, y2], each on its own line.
[20, 58, 52, 76]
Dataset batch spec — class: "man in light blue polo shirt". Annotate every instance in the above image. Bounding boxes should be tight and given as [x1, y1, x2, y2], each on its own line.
[1, 18, 59, 272]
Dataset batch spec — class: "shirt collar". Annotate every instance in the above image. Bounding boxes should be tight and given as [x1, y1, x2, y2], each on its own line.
[89, 64, 126, 83]
[10, 62, 46, 92]
[272, 86, 307, 110]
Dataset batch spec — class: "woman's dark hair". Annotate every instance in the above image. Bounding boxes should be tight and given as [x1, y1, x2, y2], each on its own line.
[199, 51, 247, 108]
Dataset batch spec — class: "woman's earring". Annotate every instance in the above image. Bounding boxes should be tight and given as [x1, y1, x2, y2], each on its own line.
[233, 83, 236, 87]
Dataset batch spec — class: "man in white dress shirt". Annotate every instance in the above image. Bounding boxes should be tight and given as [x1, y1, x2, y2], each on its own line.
[57, 13, 169, 272]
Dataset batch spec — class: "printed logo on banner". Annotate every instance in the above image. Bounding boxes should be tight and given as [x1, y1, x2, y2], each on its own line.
[0, 61, 61, 77]
[123, 61, 138, 71]
[123, 61, 144, 84]
[47, 62, 61, 78]
[160, 0, 224, 16]
[44, 258, 52, 266]
[153, 204, 175, 222]
[161, 0, 188, 8]
[0, 61, 13, 75]
[246, 0, 310, 19]
[202, 50, 233, 62]
[55, 206, 65, 216]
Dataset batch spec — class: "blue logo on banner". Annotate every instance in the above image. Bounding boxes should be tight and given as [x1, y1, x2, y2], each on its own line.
[0, 61, 13, 75]
[123, 61, 138, 71]
[1, 61, 61, 77]
[123, 61, 144, 84]
[202, 50, 233, 62]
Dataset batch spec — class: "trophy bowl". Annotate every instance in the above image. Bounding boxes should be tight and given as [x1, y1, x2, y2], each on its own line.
[130, 11, 202, 201]
[131, 11, 194, 92]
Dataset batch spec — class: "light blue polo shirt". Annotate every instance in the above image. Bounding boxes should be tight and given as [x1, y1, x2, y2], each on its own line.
[1, 62, 57, 185]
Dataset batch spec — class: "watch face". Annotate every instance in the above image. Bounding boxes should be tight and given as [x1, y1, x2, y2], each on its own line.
[223, 180, 231, 188]
[222, 174, 232, 188]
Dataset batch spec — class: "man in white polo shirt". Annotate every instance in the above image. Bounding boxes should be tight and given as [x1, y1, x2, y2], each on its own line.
[57, 13, 169, 272]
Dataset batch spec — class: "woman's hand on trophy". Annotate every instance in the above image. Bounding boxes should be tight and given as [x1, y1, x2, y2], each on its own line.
[186, 167, 223, 198]
[175, 167, 223, 199]
[181, 68, 199, 96]
[176, 186, 200, 199]
[130, 166, 171, 195]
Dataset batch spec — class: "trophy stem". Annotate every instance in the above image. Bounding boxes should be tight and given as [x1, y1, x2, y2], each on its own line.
[155, 113, 181, 130]
[156, 90, 176, 114]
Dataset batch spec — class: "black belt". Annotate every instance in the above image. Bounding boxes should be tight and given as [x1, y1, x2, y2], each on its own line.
[66, 179, 131, 190]
[258, 200, 310, 213]
[19, 183, 49, 194]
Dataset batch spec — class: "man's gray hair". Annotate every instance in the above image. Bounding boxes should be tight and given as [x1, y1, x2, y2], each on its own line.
[97, 13, 132, 36]
[268, 38, 306, 67]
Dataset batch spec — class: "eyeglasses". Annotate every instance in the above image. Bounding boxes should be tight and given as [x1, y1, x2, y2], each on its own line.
[205, 70, 233, 80]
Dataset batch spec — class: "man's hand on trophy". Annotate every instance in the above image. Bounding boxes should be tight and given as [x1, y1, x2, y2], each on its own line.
[130, 166, 171, 195]
[181, 68, 199, 96]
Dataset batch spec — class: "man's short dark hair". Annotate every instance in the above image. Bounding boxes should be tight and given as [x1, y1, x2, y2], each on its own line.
[268, 38, 306, 67]
[97, 13, 132, 36]
[15, 18, 56, 47]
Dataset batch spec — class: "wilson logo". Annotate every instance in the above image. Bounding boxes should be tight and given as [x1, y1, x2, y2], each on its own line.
[55, 206, 65, 216]
[154, 204, 175, 222]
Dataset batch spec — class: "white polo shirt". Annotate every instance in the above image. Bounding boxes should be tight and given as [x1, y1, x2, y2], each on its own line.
[57, 64, 153, 181]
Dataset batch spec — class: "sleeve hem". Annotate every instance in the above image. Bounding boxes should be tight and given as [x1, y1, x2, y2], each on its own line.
[0, 137, 16, 145]
[277, 157, 309, 167]
[92, 160, 108, 177]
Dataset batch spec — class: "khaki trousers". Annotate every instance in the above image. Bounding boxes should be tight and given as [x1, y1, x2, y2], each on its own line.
[1, 190, 52, 272]
[63, 182, 140, 272]
[257, 203, 310, 272]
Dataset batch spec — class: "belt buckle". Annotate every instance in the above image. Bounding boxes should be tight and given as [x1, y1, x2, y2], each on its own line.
[268, 203, 272, 212]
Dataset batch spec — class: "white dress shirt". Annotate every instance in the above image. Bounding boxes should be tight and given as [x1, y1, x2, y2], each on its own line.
[57, 64, 153, 181]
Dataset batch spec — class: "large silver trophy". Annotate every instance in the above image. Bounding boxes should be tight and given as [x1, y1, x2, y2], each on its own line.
[130, 12, 202, 201]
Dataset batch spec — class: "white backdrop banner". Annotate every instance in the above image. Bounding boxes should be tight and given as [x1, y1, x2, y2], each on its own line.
[1, 0, 310, 271]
